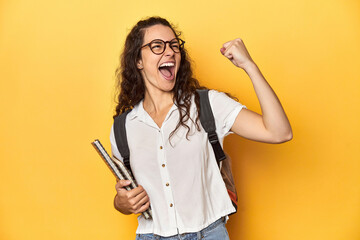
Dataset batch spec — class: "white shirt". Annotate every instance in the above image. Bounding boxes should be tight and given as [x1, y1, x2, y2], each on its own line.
[110, 90, 246, 237]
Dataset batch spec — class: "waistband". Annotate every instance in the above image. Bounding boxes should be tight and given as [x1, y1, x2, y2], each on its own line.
[137, 217, 226, 239]
[199, 217, 226, 235]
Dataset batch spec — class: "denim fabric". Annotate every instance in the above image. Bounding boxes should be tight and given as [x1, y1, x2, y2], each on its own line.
[135, 217, 229, 240]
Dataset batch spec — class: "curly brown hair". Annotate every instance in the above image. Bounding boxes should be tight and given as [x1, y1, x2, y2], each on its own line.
[114, 16, 205, 139]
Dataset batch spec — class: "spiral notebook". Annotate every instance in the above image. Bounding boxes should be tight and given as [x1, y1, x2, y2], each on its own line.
[91, 139, 152, 219]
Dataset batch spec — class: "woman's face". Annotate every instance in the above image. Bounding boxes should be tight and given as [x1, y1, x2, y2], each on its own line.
[137, 24, 181, 95]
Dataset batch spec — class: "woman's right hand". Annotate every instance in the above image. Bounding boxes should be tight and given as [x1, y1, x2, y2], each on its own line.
[114, 180, 150, 215]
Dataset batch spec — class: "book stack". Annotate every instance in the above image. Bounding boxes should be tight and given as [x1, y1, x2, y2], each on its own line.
[91, 139, 152, 219]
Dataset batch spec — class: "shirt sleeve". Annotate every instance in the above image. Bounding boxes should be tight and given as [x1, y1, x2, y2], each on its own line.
[110, 124, 123, 162]
[208, 89, 247, 139]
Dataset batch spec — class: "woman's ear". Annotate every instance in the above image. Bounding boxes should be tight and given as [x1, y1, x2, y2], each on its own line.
[137, 60, 143, 70]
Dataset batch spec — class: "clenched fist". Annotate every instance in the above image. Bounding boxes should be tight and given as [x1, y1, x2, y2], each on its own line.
[220, 38, 255, 70]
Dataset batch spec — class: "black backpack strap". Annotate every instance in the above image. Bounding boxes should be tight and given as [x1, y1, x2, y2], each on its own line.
[197, 89, 226, 165]
[113, 109, 134, 177]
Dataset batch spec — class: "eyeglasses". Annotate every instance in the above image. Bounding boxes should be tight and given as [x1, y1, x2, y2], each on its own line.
[141, 38, 185, 55]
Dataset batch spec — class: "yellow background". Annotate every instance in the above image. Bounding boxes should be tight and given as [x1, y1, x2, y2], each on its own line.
[1, 0, 359, 239]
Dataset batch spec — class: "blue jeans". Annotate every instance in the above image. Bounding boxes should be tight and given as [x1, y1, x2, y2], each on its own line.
[135, 217, 229, 240]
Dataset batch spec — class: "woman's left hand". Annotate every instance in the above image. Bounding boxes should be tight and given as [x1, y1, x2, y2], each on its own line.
[220, 38, 254, 70]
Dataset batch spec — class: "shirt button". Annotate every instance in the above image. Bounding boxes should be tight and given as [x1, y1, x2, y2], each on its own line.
[160, 146, 163, 149]
[166, 183, 169, 186]
[170, 203, 173, 207]
[162, 164, 165, 167]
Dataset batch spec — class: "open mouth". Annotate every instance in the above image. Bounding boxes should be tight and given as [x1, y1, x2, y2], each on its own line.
[158, 62, 175, 80]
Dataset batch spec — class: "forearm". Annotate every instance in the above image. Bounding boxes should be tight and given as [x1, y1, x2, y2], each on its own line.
[244, 62, 292, 141]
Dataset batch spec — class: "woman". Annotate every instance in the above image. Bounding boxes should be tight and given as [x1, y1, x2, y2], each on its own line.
[110, 16, 292, 239]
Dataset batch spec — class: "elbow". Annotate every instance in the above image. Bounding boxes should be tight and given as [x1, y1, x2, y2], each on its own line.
[272, 130, 293, 144]
[284, 131, 293, 142]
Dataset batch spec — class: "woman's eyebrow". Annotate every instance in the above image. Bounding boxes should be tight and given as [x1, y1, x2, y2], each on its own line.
[151, 38, 177, 42]
[151, 39, 164, 43]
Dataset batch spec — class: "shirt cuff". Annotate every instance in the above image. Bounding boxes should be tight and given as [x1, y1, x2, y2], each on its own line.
[223, 105, 247, 137]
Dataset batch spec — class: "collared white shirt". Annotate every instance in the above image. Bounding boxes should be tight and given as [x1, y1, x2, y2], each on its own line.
[110, 90, 246, 237]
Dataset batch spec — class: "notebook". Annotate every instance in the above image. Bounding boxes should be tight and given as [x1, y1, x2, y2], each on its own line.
[91, 139, 152, 219]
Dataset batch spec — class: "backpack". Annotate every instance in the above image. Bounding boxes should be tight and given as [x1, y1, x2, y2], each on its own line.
[113, 89, 238, 214]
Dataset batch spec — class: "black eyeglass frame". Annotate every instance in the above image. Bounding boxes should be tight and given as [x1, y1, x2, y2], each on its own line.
[141, 38, 185, 55]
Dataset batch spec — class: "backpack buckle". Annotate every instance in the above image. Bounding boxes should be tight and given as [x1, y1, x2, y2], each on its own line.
[208, 131, 226, 162]
[208, 131, 219, 144]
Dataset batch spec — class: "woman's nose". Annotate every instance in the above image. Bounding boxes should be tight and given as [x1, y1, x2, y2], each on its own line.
[164, 43, 175, 56]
